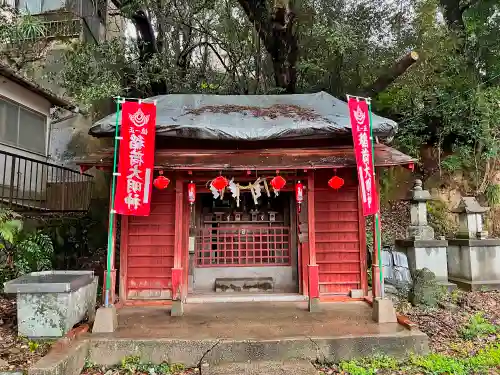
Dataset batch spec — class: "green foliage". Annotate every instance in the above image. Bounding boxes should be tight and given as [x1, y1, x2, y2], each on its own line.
[460, 312, 498, 340]
[28, 340, 39, 353]
[409, 352, 467, 375]
[467, 343, 500, 372]
[1, 0, 500, 195]
[0, 5, 50, 70]
[0, 8, 46, 43]
[325, 344, 500, 375]
[109, 355, 185, 374]
[120, 355, 141, 373]
[0, 209, 23, 247]
[0, 209, 54, 286]
[376, 0, 500, 190]
[40, 208, 108, 270]
[485, 184, 500, 207]
[54, 39, 125, 110]
[409, 344, 500, 375]
[14, 231, 54, 275]
[426, 199, 457, 238]
[339, 355, 399, 375]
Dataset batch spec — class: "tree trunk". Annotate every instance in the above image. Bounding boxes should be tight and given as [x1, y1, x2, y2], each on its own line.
[439, 0, 467, 33]
[238, 0, 298, 93]
[362, 51, 419, 97]
[111, 0, 167, 95]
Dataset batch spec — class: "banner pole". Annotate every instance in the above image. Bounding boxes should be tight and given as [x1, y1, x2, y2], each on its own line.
[105, 97, 122, 307]
[367, 99, 384, 299]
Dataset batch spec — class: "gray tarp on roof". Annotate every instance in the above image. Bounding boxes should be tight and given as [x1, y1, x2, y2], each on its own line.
[90, 91, 397, 141]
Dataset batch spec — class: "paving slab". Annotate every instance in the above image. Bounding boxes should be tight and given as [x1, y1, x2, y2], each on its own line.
[113, 301, 408, 340]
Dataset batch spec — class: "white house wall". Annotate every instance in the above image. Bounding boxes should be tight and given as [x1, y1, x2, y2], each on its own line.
[0, 75, 52, 204]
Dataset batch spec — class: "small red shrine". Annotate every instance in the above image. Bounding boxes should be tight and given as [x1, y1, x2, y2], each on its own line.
[77, 92, 415, 311]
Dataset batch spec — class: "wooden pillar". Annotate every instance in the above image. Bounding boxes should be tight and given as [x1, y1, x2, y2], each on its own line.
[358, 185, 368, 296]
[307, 171, 319, 310]
[172, 179, 184, 301]
[119, 216, 128, 303]
[103, 181, 117, 305]
[298, 193, 309, 296]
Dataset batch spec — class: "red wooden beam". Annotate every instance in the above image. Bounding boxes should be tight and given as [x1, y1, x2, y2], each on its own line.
[358, 186, 368, 296]
[182, 190, 189, 298]
[119, 215, 129, 303]
[172, 179, 184, 300]
[307, 171, 319, 299]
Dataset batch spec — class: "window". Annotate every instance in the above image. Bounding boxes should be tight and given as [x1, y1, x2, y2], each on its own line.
[17, 0, 66, 14]
[0, 98, 47, 155]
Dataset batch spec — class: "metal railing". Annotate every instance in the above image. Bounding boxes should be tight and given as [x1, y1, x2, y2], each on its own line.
[0, 149, 93, 212]
[42, 18, 82, 39]
[195, 226, 291, 267]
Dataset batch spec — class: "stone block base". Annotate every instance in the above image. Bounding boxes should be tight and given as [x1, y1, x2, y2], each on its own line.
[372, 298, 397, 323]
[448, 277, 500, 291]
[350, 289, 364, 298]
[92, 306, 117, 333]
[215, 277, 274, 293]
[171, 300, 184, 316]
[436, 281, 457, 292]
[308, 297, 320, 312]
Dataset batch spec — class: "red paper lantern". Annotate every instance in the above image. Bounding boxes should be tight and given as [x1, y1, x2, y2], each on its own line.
[270, 175, 286, 195]
[211, 176, 228, 191]
[328, 175, 344, 190]
[188, 181, 196, 207]
[295, 181, 304, 212]
[153, 171, 170, 190]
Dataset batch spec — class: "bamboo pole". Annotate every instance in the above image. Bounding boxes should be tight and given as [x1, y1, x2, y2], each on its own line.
[104, 97, 122, 307]
[367, 99, 384, 299]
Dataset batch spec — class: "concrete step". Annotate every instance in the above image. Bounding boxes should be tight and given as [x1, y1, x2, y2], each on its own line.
[89, 334, 429, 368]
[202, 360, 317, 375]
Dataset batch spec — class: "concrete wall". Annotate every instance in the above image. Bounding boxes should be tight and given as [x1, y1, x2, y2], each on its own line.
[395, 239, 450, 284]
[406, 246, 449, 282]
[447, 239, 500, 290]
[447, 245, 471, 281]
[193, 266, 296, 293]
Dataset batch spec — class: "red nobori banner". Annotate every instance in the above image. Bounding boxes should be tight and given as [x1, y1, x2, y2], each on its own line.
[348, 97, 378, 216]
[114, 101, 156, 216]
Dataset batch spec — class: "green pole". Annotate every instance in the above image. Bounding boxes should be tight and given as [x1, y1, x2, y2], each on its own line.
[105, 97, 122, 307]
[367, 99, 384, 299]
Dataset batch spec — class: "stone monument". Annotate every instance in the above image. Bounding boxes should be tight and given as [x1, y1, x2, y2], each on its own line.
[395, 180, 455, 289]
[447, 197, 500, 290]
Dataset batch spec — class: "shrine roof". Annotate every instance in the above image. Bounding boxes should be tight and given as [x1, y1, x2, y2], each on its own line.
[75, 144, 415, 171]
[89, 92, 398, 141]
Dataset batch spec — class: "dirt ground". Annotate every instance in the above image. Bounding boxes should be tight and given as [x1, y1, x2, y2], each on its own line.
[0, 295, 52, 372]
[402, 290, 500, 355]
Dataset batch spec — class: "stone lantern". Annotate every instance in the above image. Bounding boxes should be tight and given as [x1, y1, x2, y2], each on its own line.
[406, 179, 435, 240]
[447, 197, 500, 291]
[395, 179, 454, 289]
[452, 197, 489, 239]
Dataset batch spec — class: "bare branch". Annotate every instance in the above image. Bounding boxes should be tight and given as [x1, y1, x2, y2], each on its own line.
[177, 41, 232, 74]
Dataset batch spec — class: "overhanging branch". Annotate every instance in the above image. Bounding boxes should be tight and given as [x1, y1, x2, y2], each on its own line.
[362, 51, 419, 97]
